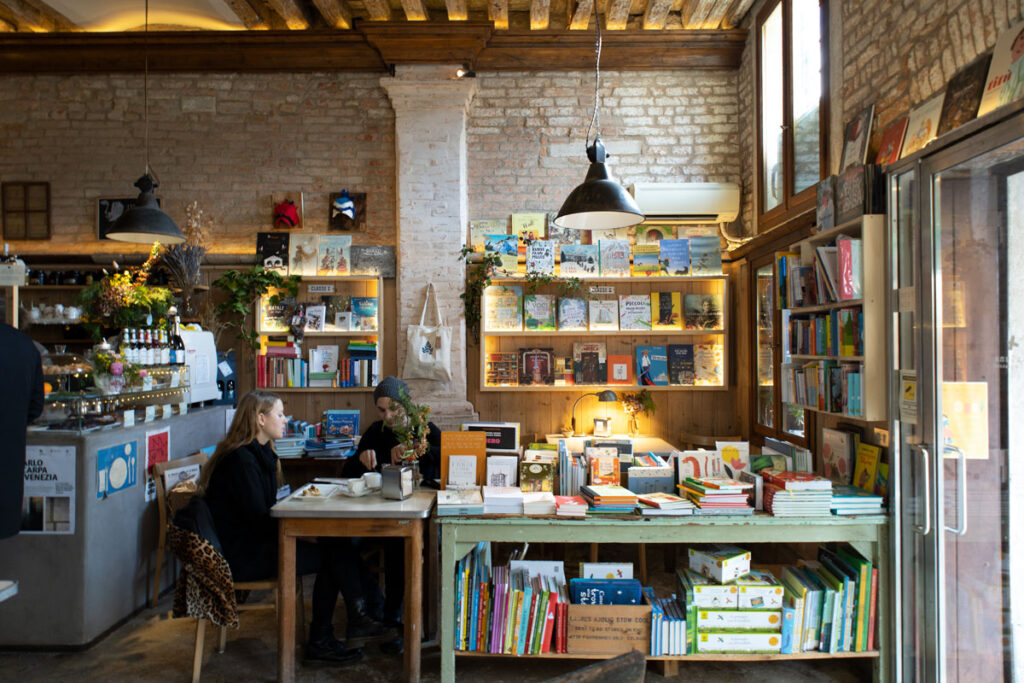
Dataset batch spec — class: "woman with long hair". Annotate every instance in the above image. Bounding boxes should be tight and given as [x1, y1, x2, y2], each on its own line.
[201, 391, 384, 664]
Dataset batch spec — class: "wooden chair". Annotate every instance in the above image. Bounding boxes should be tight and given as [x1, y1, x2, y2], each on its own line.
[153, 452, 209, 606]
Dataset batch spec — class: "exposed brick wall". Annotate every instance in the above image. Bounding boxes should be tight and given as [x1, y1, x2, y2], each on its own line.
[466, 70, 741, 220]
[738, 31, 756, 235]
[0, 72, 396, 255]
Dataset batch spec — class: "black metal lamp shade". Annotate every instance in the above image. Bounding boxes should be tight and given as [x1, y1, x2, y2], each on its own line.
[596, 390, 618, 402]
[554, 136, 644, 231]
[570, 389, 620, 436]
[104, 174, 185, 244]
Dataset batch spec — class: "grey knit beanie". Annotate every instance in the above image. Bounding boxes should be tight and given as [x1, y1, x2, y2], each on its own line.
[373, 376, 408, 403]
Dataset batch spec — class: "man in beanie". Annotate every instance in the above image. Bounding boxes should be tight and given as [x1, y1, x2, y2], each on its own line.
[341, 376, 441, 654]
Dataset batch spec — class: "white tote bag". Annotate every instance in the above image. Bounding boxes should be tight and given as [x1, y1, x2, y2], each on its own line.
[402, 283, 453, 381]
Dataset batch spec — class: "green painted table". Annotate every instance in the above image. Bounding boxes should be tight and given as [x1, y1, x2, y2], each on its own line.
[438, 514, 890, 682]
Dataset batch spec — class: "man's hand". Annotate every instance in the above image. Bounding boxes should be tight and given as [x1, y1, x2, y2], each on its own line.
[390, 444, 405, 465]
[359, 450, 377, 470]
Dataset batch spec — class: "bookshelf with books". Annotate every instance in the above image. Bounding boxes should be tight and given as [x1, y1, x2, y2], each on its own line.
[776, 215, 886, 422]
[254, 275, 383, 394]
[479, 274, 729, 392]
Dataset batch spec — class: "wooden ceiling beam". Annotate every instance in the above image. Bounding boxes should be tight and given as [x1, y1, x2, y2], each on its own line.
[242, 0, 289, 30]
[362, 0, 392, 21]
[0, 0, 76, 32]
[400, 0, 430, 21]
[604, 0, 631, 30]
[721, 0, 755, 28]
[264, 0, 309, 29]
[689, 0, 720, 28]
[567, 0, 592, 30]
[445, 0, 469, 21]
[642, 0, 671, 29]
[311, 0, 353, 29]
[222, 0, 267, 29]
[529, 0, 550, 30]
[488, 0, 508, 30]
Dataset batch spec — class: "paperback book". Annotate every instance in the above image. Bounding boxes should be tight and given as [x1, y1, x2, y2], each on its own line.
[619, 295, 652, 330]
[485, 352, 519, 386]
[598, 240, 631, 277]
[317, 234, 352, 276]
[485, 234, 520, 275]
[651, 292, 682, 330]
[257, 232, 290, 275]
[350, 297, 378, 331]
[684, 294, 723, 330]
[553, 355, 575, 386]
[635, 224, 675, 244]
[559, 244, 599, 277]
[526, 240, 556, 275]
[694, 343, 724, 386]
[631, 244, 661, 276]
[659, 238, 690, 276]
[636, 345, 669, 386]
[484, 285, 523, 331]
[523, 294, 556, 331]
[288, 233, 319, 276]
[689, 236, 723, 276]
[588, 299, 619, 331]
[469, 218, 506, 252]
[512, 212, 547, 249]
[547, 212, 583, 245]
[607, 354, 634, 385]
[573, 342, 608, 385]
[557, 297, 588, 331]
[667, 344, 696, 385]
[518, 347, 554, 386]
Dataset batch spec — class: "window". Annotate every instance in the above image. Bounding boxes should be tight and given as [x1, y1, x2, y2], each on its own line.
[756, 0, 827, 232]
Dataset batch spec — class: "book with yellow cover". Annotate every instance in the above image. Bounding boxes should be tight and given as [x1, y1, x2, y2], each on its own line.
[631, 244, 661, 276]
[651, 292, 682, 330]
[852, 443, 881, 492]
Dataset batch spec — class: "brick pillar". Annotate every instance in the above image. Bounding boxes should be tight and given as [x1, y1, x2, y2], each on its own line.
[381, 65, 478, 429]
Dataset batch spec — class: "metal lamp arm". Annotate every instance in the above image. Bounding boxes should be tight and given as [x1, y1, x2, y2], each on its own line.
[571, 392, 598, 436]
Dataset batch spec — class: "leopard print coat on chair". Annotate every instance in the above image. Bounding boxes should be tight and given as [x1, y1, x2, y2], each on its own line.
[168, 523, 239, 629]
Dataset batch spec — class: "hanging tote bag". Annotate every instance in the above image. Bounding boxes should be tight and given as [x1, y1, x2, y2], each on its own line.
[402, 282, 453, 381]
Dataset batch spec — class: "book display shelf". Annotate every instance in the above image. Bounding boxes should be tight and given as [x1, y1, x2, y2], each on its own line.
[255, 275, 382, 393]
[777, 215, 887, 422]
[480, 275, 729, 392]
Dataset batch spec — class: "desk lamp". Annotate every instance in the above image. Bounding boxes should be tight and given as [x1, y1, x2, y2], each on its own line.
[570, 390, 618, 437]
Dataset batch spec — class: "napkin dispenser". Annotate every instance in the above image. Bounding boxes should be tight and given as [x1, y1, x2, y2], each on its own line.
[381, 464, 414, 500]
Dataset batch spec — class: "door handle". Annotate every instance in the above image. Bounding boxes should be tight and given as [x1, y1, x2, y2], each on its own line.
[943, 445, 968, 536]
[911, 444, 931, 536]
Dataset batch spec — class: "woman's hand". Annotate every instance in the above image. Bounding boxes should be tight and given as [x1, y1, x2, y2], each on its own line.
[359, 450, 377, 470]
[390, 444, 405, 465]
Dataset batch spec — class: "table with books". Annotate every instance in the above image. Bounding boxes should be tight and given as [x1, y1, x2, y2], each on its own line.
[436, 513, 890, 682]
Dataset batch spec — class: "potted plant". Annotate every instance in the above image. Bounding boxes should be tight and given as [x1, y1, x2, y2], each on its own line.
[211, 267, 301, 350]
[89, 344, 146, 395]
[621, 389, 656, 437]
[78, 244, 174, 340]
[386, 387, 432, 463]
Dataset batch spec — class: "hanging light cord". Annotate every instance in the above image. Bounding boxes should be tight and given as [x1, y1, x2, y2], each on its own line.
[144, 0, 150, 177]
[584, 9, 602, 149]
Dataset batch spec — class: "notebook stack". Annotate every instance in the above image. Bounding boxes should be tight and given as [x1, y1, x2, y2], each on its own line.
[483, 486, 525, 514]
[554, 495, 588, 517]
[437, 488, 485, 516]
[762, 469, 833, 517]
[830, 484, 884, 516]
[579, 484, 638, 513]
[678, 476, 755, 515]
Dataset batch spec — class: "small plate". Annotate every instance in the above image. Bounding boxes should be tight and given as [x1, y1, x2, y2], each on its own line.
[291, 483, 340, 502]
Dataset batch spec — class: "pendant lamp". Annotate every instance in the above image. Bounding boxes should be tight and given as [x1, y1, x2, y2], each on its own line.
[553, 10, 644, 231]
[106, 0, 185, 245]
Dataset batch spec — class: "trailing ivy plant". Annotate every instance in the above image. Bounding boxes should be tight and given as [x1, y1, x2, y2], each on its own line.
[458, 246, 501, 337]
[212, 267, 301, 350]
[523, 271, 588, 299]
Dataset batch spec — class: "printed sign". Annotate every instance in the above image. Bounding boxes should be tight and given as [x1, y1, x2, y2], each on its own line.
[22, 445, 76, 534]
[97, 441, 138, 499]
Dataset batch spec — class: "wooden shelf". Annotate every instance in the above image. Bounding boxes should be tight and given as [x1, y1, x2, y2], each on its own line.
[19, 285, 87, 291]
[455, 650, 881, 661]
[788, 299, 863, 314]
[481, 384, 726, 392]
[258, 330, 378, 337]
[261, 386, 373, 393]
[488, 275, 727, 283]
[291, 275, 382, 282]
[786, 403, 882, 422]
[808, 214, 884, 245]
[483, 329, 725, 337]
[789, 354, 864, 362]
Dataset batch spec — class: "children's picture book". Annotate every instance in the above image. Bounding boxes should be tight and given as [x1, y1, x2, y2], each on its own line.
[485, 352, 519, 386]
[317, 234, 352, 276]
[304, 304, 326, 332]
[874, 117, 909, 166]
[469, 218, 506, 252]
[667, 344, 695, 385]
[547, 211, 583, 245]
[684, 293, 723, 330]
[635, 224, 675, 244]
[836, 235, 863, 300]
[816, 176, 836, 230]
[334, 311, 352, 331]
[523, 294, 556, 331]
[598, 239, 630, 277]
[635, 345, 669, 386]
[526, 239, 556, 275]
[257, 232, 289, 275]
[689, 236, 723, 275]
[839, 104, 874, 172]
[288, 234, 319, 276]
[259, 296, 293, 332]
[324, 409, 360, 437]
[573, 342, 607, 385]
[821, 428, 855, 484]
[557, 297, 588, 331]
[440, 430, 487, 490]
[852, 443, 881, 492]
[512, 212, 547, 248]
[618, 294, 652, 330]
[978, 19, 1024, 117]
[485, 234, 519, 275]
[484, 285, 523, 331]
[588, 298, 619, 331]
[518, 347, 554, 386]
[651, 291, 682, 330]
[588, 453, 621, 485]
[694, 343, 724, 386]
[607, 354, 633, 385]
[937, 53, 992, 136]
[520, 461, 555, 492]
[350, 297, 378, 331]
[631, 243, 661, 276]
[659, 238, 690, 276]
[559, 243, 599, 276]
[901, 94, 944, 158]
[553, 355, 575, 386]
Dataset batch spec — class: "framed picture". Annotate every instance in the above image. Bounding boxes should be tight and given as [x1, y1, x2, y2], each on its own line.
[937, 53, 992, 136]
[97, 196, 158, 240]
[3, 182, 50, 240]
[839, 104, 874, 172]
[329, 191, 366, 231]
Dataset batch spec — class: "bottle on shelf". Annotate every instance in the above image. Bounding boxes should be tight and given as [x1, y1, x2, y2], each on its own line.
[169, 314, 186, 366]
[160, 329, 170, 365]
[126, 329, 138, 364]
[120, 328, 131, 361]
[146, 328, 156, 366]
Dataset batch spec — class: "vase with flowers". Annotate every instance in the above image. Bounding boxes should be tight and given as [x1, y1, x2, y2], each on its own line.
[385, 387, 432, 473]
[78, 244, 174, 340]
[89, 344, 146, 396]
[621, 390, 656, 437]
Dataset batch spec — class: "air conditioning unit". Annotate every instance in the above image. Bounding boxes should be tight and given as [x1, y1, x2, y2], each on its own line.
[629, 182, 740, 223]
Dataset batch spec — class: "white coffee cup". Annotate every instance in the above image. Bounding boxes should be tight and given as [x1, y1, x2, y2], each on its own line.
[362, 472, 382, 489]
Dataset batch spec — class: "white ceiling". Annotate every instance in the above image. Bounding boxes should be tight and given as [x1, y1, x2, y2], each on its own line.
[45, 0, 244, 31]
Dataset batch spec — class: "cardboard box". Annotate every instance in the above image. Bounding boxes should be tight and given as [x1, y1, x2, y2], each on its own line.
[567, 604, 651, 655]
[696, 630, 783, 653]
[735, 569, 785, 609]
[688, 544, 751, 583]
[696, 609, 783, 631]
[677, 568, 739, 608]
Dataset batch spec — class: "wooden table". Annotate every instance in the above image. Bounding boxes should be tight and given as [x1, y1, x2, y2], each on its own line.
[272, 490, 435, 683]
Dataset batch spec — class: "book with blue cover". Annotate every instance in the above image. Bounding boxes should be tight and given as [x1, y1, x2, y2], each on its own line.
[689, 235, 723, 275]
[659, 238, 690, 275]
[570, 578, 643, 605]
[350, 297, 379, 331]
[486, 233, 520, 275]
[324, 409, 360, 437]
[636, 345, 669, 386]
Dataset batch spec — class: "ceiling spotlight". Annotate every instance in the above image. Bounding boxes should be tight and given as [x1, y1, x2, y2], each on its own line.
[456, 67, 476, 78]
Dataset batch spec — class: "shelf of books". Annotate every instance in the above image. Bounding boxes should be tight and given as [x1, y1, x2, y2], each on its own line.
[255, 275, 382, 391]
[776, 215, 886, 421]
[480, 276, 729, 391]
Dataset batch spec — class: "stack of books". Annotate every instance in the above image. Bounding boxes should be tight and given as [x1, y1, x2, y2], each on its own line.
[274, 435, 306, 458]
[677, 476, 754, 515]
[483, 486, 524, 514]
[554, 495, 587, 517]
[437, 488, 485, 516]
[557, 442, 587, 496]
[637, 492, 696, 516]
[762, 469, 833, 517]
[304, 436, 356, 458]
[523, 491, 556, 515]
[579, 484, 638, 513]
[830, 484, 884, 516]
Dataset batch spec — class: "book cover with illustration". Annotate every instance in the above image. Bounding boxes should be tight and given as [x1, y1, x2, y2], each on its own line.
[684, 293, 723, 330]
[694, 343, 724, 386]
[558, 297, 588, 331]
[619, 294, 652, 330]
[667, 344, 695, 385]
[523, 294, 556, 331]
[469, 218, 506, 253]
[689, 236, 723, 275]
[821, 428, 855, 484]
[659, 238, 690, 276]
[257, 232, 290, 275]
[631, 244, 661, 276]
[317, 234, 352, 276]
[526, 239, 556, 275]
[484, 285, 523, 331]
[573, 342, 607, 385]
[512, 212, 547, 251]
[635, 224, 675, 244]
[651, 291, 682, 330]
[607, 354, 633, 385]
[518, 347, 555, 386]
[554, 355, 575, 385]
[485, 352, 519, 387]
[559, 244, 599, 277]
[288, 233, 319, 276]
[853, 443, 881, 492]
[598, 239, 630, 277]
[547, 211, 583, 245]
[485, 233, 520, 275]
[350, 297, 378, 331]
[635, 345, 669, 386]
[588, 298, 619, 331]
